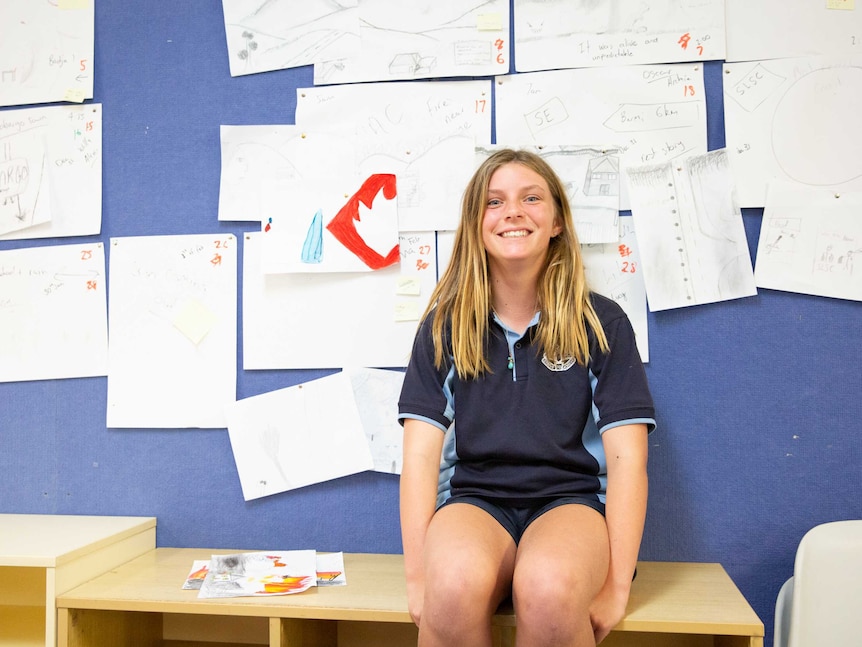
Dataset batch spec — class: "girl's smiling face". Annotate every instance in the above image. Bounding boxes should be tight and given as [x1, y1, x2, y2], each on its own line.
[482, 161, 562, 271]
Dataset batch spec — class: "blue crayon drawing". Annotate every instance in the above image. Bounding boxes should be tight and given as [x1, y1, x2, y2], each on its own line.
[301, 209, 324, 263]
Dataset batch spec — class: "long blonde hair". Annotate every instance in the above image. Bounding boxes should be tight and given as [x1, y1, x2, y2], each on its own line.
[422, 148, 609, 380]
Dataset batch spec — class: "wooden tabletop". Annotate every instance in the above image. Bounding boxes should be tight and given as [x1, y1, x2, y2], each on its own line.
[0, 514, 156, 568]
[56, 548, 763, 637]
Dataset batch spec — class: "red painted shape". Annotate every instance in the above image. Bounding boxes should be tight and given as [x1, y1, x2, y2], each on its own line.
[326, 174, 399, 270]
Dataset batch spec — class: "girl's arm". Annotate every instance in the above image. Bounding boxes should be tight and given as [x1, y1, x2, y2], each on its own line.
[590, 422, 649, 643]
[400, 418, 446, 626]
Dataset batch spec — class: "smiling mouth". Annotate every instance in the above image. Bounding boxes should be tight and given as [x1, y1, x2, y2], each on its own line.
[500, 230, 529, 238]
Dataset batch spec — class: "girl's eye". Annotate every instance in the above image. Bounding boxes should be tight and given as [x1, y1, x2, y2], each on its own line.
[487, 198, 502, 207]
[525, 196, 540, 203]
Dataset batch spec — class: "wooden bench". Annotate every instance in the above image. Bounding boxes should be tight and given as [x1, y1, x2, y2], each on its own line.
[56, 548, 763, 647]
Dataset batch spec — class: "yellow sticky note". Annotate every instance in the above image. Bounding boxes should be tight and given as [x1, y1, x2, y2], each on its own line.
[59, 0, 91, 8]
[63, 88, 87, 103]
[173, 299, 218, 345]
[827, 0, 854, 9]
[477, 13, 503, 30]
[396, 276, 422, 296]
[394, 301, 420, 322]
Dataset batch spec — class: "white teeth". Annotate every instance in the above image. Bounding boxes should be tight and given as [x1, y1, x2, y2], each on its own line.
[500, 230, 528, 238]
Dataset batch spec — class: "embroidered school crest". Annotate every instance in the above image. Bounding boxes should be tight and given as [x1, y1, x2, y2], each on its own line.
[541, 354, 575, 372]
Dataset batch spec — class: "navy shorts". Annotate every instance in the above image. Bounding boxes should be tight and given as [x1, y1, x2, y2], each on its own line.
[439, 494, 606, 545]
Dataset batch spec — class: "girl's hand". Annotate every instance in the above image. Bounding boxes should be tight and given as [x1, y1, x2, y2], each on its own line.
[589, 581, 630, 644]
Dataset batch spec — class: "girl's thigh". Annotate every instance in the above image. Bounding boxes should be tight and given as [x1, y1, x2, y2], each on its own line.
[513, 503, 610, 606]
[423, 501, 517, 610]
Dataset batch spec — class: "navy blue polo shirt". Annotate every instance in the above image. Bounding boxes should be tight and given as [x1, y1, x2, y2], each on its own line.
[398, 293, 655, 506]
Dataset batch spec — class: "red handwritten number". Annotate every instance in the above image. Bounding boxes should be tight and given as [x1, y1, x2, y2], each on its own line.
[495, 38, 505, 65]
[419, 245, 431, 255]
[684, 85, 696, 97]
[85, 121, 94, 132]
[415, 259, 429, 271]
[621, 261, 637, 274]
[80, 249, 92, 261]
[697, 45, 704, 56]
[678, 33, 691, 50]
[80, 59, 87, 72]
[214, 239, 230, 249]
[87, 280, 97, 290]
[475, 99, 486, 113]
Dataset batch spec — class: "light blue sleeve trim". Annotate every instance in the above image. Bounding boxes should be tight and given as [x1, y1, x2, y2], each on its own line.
[397, 413, 449, 434]
[599, 418, 656, 435]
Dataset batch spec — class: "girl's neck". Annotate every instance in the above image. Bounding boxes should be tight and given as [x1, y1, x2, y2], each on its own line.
[491, 277, 539, 335]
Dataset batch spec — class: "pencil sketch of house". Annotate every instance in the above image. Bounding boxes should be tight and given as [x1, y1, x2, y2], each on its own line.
[584, 154, 619, 197]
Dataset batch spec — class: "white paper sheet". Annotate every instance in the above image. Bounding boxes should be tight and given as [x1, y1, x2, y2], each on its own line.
[495, 65, 707, 210]
[514, 0, 725, 72]
[477, 144, 621, 244]
[724, 55, 862, 208]
[582, 216, 649, 362]
[345, 367, 405, 475]
[243, 231, 436, 369]
[0, 104, 102, 240]
[755, 183, 862, 302]
[261, 173, 400, 273]
[0, 0, 94, 107]
[625, 149, 756, 311]
[106, 234, 237, 429]
[313, 0, 510, 85]
[296, 81, 490, 231]
[726, 0, 862, 63]
[0, 242, 107, 382]
[225, 372, 374, 501]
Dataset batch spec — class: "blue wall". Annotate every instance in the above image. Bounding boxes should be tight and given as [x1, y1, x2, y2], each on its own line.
[1, 3, 860, 645]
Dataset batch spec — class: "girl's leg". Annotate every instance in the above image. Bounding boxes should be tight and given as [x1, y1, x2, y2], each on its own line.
[512, 504, 610, 647]
[419, 502, 516, 647]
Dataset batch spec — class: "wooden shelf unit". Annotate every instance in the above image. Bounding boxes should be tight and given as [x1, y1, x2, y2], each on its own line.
[0, 514, 156, 647]
[57, 548, 763, 647]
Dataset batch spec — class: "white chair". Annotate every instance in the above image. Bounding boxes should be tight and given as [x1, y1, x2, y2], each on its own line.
[774, 520, 862, 647]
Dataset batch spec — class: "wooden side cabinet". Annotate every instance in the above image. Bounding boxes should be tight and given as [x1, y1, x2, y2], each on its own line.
[0, 514, 156, 647]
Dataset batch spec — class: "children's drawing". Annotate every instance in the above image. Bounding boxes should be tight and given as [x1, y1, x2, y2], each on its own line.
[224, 372, 374, 501]
[495, 64, 707, 210]
[514, 0, 725, 72]
[198, 551, 317, 598]
[0, 104, 102, 241]
[261, 173, 399, 274]
[625, 149, 756, 311]
[0, 0, 94, 107]
[312, 0, 510, 85]
[221, 0, 359, 77]
[755, 183, 862, 302]
[106, 234, 237, 429]
[315, 552, 347, 586]
[724, 56, 862, 208]
[0, 242, 107, 382]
